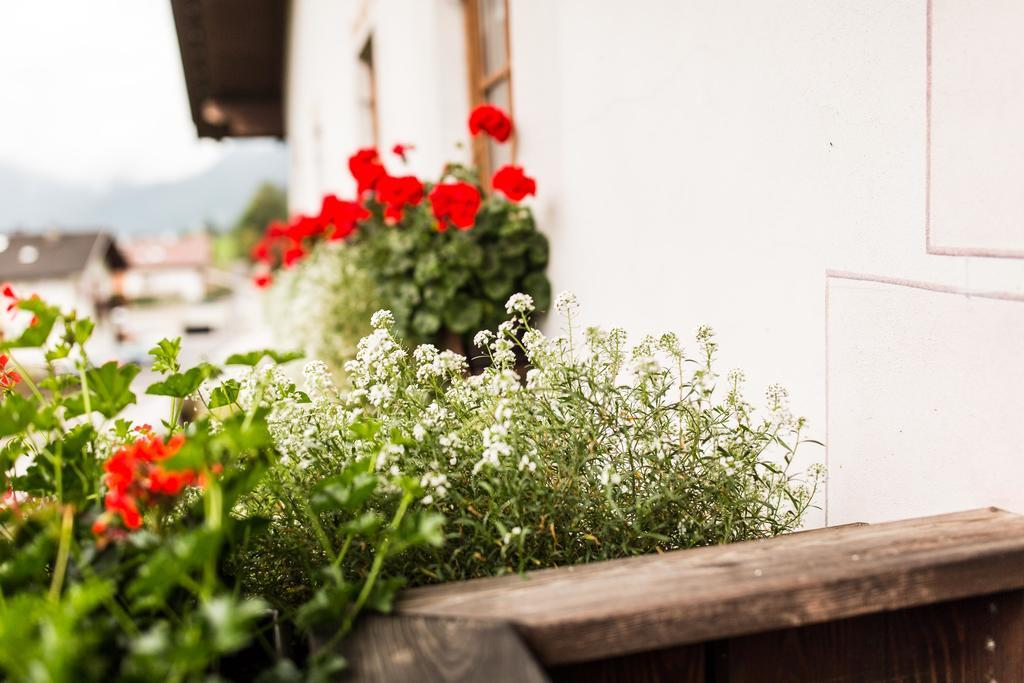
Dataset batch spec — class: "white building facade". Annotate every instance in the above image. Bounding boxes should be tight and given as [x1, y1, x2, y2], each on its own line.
[248, 0, 1024, 525]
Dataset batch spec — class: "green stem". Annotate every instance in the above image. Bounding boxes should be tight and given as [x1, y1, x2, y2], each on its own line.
[332, 533, 354, 568]
[303, 502, 335, 559]
[78, 356, 92, 417]
[202, 475, 223, 599]
[48, 505, 74, 601]
[342, 492, 412, 634]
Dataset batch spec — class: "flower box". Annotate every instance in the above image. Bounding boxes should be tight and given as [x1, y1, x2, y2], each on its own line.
[328, 508, 1024, 682]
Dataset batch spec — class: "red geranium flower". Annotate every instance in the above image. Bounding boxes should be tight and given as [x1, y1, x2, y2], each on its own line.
[0, 354, 21, 390]
[491, 165, 537, 202]
[282, 244, 306, 268]
[287, 215, 323, 242]
[0, 282, 35, 325]
[429, 182, 481, 231]
[95, 433, 194, 534]
[392, 143, 415, 162]
[376, 175, 424, 223]
[1, 284, 15, 317]
[319, 194, 371, 241]
[251, 238, 272, 264]
[253, 273, 273, 288]
[348, 148, 387, 195]
[468, 104, 513, 142]
[267, 221, 289, 239]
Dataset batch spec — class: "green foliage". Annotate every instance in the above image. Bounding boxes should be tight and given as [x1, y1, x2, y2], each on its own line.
[65, 361, 140, 418]
[356, 191, 552, 346]
[0, 297, 442, 681]
[268, 179, 550, 371]
[234, 298, 821, 611]
[148, 337, 182, 374]
[145, 362, 216, 398]
[226, 349, 304, 366]
[0, 290, 819, 682]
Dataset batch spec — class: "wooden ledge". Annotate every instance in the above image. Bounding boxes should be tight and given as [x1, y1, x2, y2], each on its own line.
[397, 508, 1024, 665]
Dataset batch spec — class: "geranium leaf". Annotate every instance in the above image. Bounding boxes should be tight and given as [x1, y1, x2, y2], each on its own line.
[145, 363, 214, 398]
[64, 361, 140, 418]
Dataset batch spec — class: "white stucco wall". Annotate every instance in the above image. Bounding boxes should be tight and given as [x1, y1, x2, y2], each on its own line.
[285, 0, 1024, 526]
[286, 0, 469, 213]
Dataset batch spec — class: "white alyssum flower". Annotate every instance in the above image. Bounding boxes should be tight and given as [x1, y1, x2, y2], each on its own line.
[303, 360, 337, 400]
[505, 293, 534, 315]
[370, 309, 395, 330]
[554, 291, 578, 315]
[473, 329, 495, 350]
[473, 399, 514, 474]
[420, 472, 449, 502]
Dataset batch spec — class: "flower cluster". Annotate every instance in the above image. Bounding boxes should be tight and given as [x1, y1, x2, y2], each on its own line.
[261, 105, 550, 362]
[92, 432, 195, 535]
[250, 103, 537, 289]
[242, 292, 821, 595]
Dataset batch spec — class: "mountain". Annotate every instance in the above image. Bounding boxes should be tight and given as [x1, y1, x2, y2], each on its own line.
[0, 141, 288, 235]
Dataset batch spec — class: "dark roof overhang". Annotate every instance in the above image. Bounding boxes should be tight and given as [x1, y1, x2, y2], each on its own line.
[170, 0, 287, 139]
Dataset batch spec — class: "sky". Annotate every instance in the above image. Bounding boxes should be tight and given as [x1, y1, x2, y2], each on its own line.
[0, 0, 225, 188]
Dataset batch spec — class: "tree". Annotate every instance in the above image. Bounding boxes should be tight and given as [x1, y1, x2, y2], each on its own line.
[229, 182, 287, 263]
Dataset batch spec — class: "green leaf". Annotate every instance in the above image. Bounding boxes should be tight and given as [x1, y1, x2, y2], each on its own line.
[128, 529, 222, 609]
[267, 349, 304, 364]
[348, 419, 382, 442]
[13, 424, 98, 504]
[208, 379, 241, 408]
[145, 363, 214, 398]
[148, 337, 181, 375]
[64, 361, 140, 418]
[0, 393, 35, 437]
[309, 464, 378, 515]
[411, 310, 442, 337]
[340, 511, 383, 537]
[202, 595, 268, 655]
[69, 318, 95, 346]
[295, 580, 356, 632]
[45, 342, 71, 362]
[443, 297, 483, 334]
[225, 349, 303, 366]
[0, 299, 59, 349]
[522, 272, 552, 312]
[362, 576, 406, 613]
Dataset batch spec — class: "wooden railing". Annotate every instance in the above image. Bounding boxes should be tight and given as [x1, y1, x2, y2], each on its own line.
[335, 508, 1024, 682]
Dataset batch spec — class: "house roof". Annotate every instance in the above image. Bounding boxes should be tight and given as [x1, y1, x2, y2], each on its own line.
[120, 233, 212, 269]
[170, 0, 286, 139]
[0, 232, 127, 281]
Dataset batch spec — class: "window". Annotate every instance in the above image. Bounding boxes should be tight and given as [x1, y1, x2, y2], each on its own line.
[356, 37, 379, 148]
[464, 0, 512, 181]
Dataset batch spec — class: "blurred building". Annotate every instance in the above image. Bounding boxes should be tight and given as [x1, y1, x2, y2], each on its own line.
[173, 1, 1024, 525]
[0, 230, 126, 321]
[118, 232, 212, 304]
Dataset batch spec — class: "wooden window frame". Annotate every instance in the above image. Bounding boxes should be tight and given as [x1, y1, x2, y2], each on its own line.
[463, 0, 514, 182]
[358, 36, 380, 148]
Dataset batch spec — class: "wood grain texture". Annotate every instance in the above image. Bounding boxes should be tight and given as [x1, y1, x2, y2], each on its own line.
[397, 508, 1024, 665]
[548, 643, 705, 683]
[717, 590, 1024, 682]
[886, 590, 1024, 682]
[715, 612, 889, 682]
[335, 614, 550, 683]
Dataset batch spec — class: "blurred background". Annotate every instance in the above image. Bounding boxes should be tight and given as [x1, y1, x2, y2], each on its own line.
[0, 1, 286, 424]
